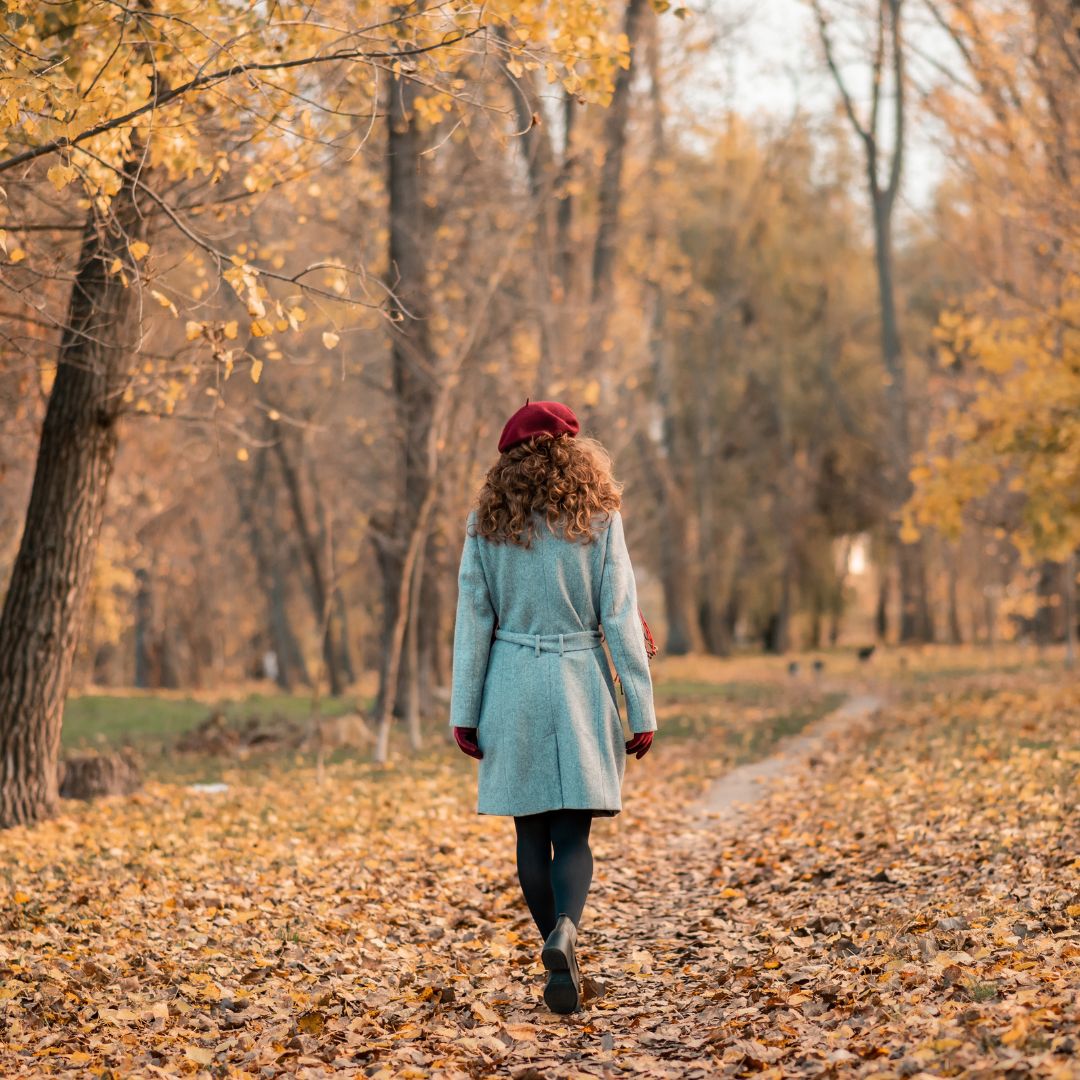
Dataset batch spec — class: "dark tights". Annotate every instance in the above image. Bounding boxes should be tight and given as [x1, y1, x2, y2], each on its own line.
[513, 809, 594, 941]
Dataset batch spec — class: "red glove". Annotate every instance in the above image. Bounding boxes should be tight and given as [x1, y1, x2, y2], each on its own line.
[625, 731, 654, 759]
[454, 727, 483, 760]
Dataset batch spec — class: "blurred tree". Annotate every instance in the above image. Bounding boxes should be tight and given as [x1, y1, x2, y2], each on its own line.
[905, 0, 1079, 661]
[811, 0, 933, 642]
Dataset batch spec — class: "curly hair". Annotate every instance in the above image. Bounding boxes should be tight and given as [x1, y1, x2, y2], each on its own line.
[473, 434, 622, 546]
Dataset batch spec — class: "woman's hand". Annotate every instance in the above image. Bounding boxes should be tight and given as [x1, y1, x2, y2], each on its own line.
[625, 731, 653, 759]
[454, 726, 483, 760]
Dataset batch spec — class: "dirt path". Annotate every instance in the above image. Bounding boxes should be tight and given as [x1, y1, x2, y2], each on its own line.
[687, 691, 885, 827]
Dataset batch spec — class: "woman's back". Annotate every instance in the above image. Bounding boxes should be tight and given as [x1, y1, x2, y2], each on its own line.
[468, 509, 612, 637]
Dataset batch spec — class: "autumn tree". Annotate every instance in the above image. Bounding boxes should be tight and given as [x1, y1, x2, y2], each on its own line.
[811, 0, 934, 642]
[0, 0, 641, 826]
[905, 0, 1079, 660]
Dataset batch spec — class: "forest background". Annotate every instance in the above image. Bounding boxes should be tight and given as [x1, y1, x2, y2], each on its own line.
[0, 0, 1077, 829]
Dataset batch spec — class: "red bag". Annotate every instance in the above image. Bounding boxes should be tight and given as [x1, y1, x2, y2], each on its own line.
[613, 609, 657, 692]
[640, 610, 658, 660]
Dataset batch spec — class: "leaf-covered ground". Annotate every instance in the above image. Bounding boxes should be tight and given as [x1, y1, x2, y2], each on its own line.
[1, 669, 1077, 1077]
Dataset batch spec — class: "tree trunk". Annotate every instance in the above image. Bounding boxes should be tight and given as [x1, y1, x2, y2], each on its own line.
[1033, 559, 1059, 643]
[556, 90, 577, 300]
[1063, 552, 1077, 669]
[946, 542, 963, 644]
[774, 548, 795, 655]
[0, 160, 148, 828]
[272, 435, 345, 696]
[876, 556, 890, 642]
[375, 62, 436, 740]
[235, 450, 311, 690]
[134, 566, 154, 689]
[641, 14, 704, 656]
[581, 0, 648, 377]
[818, 0, 928, 642]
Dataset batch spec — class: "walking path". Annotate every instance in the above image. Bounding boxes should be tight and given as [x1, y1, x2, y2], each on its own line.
[686, 690, 885, 829]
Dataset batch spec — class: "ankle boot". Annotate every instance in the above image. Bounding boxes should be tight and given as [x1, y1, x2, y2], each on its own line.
[541, 913, 580, 1014]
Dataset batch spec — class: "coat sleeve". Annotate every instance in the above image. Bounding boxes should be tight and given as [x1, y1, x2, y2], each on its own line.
[599, 511, 657, 734]
[449, 516, 496, 730]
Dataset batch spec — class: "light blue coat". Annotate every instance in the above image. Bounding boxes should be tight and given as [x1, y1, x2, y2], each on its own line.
[449, 509, 657, 817]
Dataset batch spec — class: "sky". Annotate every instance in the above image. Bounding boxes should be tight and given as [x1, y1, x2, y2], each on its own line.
[703, 0, 950, 210]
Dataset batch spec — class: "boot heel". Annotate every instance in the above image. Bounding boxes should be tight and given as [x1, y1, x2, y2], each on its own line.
[542, 914, 580, 1014]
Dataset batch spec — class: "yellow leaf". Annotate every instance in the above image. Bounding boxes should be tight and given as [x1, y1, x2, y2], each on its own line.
[130, 241, 150, 261]
[223, 321, 239, 340]
[185, 321, 203, 342]
[236, 447, 249, 462]
[9, 248, 26, 264]
[47, 163, 77, 192]
[322, 331, 340, 349]
[250, 318, 274, 338]
[899, 521, 921, 544]
[1001, 1018, 1029, 1046]
[12, 891, 30, 904]
[151, 290, 178, 316]
[250, 359, 263, 383]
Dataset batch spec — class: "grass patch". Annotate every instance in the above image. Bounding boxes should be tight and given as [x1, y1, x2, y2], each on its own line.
[62, 691, 365, 751]
[653, 679, 782, 708]
[658, 691, 846, 759]
[731, 692, 847, 763]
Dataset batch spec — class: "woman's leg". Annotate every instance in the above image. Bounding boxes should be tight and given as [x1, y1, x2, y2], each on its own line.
[513, 813, 557, 940]
[548, 809, 593, 927]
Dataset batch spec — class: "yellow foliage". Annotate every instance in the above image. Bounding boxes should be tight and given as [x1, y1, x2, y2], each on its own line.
[908, 294, 1080, 560]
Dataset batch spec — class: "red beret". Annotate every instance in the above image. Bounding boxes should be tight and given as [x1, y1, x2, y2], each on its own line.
[498, 399, 580, 454]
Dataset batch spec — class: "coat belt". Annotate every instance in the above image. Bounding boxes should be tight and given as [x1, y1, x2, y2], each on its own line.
[494, 628, 603, 657]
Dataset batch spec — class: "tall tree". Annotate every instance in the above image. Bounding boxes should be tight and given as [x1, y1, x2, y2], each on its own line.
[812, 0, 933, 641]
[0, 154, 149, 827]
[640, 16, 705, 655]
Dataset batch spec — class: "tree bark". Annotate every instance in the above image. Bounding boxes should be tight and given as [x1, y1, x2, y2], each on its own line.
[235, 449, 311, 690]
[641, 14, 704, 656]
[0, 157, 148, 828]
[272, 434, 346, 696]
[1063, 552, 1077, 669]
[375, 62, 436, 740]
[946, 542, 963, 644]
[581, 0, 648, 377]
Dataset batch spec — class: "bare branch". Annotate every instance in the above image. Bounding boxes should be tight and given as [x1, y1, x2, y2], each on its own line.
[811, 0, 874, 161]
[869, 0, 886, 148]
[0, 27, 484, 176]
[885, 0, 905, 202]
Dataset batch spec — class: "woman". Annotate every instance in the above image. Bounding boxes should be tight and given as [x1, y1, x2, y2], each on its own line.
[449, 399, 657, 1015]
